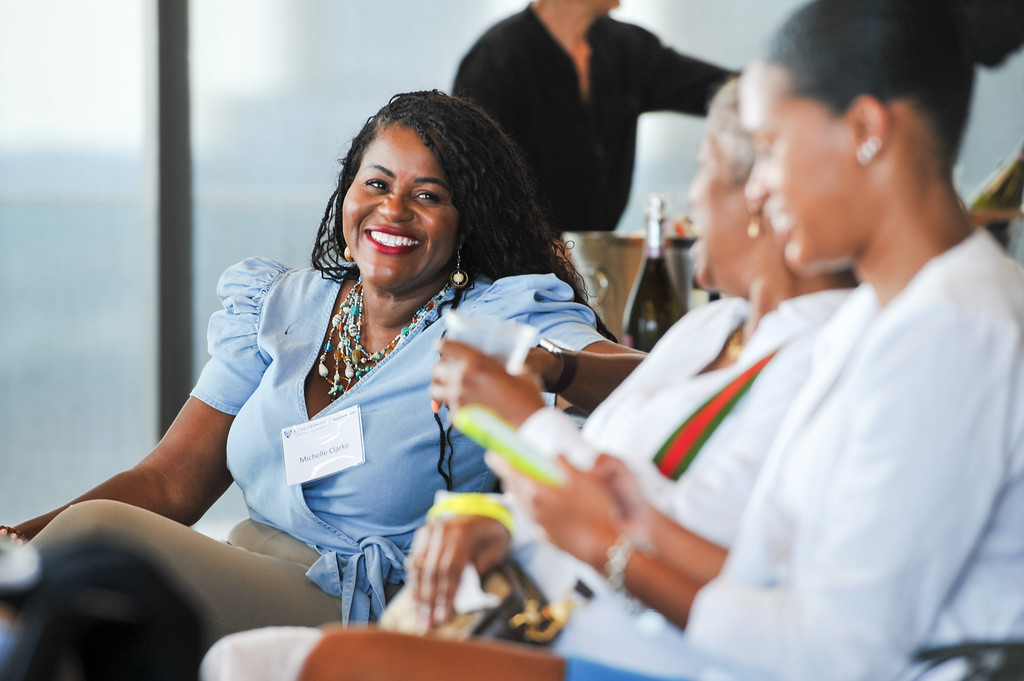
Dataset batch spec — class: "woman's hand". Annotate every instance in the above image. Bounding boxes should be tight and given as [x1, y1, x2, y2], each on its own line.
[407, 515, 511, 629]
[589, 454, 656, 545]
[486, 453, 622, 573]
[0, 526, 25, 545]
[430, 340, 546, 426]
[594, 454, 727, 588]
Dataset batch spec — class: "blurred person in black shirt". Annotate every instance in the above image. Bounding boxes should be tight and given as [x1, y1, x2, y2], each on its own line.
[454, 0, 733, 233]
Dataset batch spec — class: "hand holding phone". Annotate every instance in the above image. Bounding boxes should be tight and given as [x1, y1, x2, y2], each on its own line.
[453, 405, 564, 486]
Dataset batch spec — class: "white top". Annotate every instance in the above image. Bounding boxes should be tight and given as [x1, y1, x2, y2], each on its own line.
[688, 231, 1024, 681]
[511, 289, 850, 676]
[522, 288, 851, 547]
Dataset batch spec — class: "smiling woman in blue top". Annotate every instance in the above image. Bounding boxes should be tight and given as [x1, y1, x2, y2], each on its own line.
[198, 0, 1024, 679]
[2, 90, 641, 647]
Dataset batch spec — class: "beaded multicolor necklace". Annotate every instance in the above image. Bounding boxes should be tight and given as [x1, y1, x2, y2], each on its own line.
[318, 277, 449, 398]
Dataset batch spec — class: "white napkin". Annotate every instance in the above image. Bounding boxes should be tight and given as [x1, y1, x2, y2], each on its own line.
[452, 564, 501, 613]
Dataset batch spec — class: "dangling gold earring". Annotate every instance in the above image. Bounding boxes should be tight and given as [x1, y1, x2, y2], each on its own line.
[449, 249, 469, 289]
[747, 216, 762, 239]
[343, 246, 353, 262]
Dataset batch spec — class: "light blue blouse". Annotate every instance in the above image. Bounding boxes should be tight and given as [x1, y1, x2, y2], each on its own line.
[191, 257, 603, 624]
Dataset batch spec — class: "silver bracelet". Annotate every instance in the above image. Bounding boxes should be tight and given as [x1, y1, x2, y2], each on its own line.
[603, 535, 637, 595]
[538, 338, 578, 394]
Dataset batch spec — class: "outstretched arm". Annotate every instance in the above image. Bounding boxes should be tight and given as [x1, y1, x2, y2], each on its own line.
[431, 339, 643, 427]
[12, 397, 234, 539]
[526, 340, 646, 414]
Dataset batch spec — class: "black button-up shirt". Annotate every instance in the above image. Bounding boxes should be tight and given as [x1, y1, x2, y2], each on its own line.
[454, 7, 732, 233]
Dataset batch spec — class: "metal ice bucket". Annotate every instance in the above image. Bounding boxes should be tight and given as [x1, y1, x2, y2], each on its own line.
[563, 231, 695, 341]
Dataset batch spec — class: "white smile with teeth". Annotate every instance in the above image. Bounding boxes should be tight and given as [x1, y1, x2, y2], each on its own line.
[369, 231, 420, 247]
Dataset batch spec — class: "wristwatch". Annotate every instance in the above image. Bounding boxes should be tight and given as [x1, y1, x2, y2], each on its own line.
[538, 338, 578, 394]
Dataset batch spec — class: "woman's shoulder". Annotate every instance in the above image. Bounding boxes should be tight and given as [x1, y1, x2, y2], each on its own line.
[757, 288, 853, 349]
[593, 14, 662, 48]
[694, 295, 749, 319]
[673, 296, 748, 332]
[459, 274, 602, 346]
[215, 257, 334, 305]
[195, 258, 305, 414]
[213, 258, 339, 338]
[216, 257, 292, 302]
[645, 297, 747, 355]
[463, 273, 578, 306]
[459, 7, 542, 72]
[899, 231, 1024, 325]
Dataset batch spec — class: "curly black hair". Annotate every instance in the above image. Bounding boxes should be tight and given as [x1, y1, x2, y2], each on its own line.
[310, 90, 615, 489]
[311, 90, 607, 320]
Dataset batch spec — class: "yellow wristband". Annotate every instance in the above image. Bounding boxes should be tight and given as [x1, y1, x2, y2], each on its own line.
[426, 493, 515, 534]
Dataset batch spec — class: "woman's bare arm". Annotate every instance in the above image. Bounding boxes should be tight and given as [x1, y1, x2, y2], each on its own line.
[527, 340, 646, 414]
[299, 627, 565, 681]
[431, 340, 644, 428]
[590, 454, 728, 587]
[645, 509, 728, 587]
[15, 397, 235, 538]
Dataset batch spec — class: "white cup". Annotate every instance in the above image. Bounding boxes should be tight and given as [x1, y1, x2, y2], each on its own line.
[443, 310, 539, 373]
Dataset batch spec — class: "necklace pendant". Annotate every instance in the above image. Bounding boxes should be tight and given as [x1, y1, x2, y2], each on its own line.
[318, 361, 329, 379]
[345, 365, 355, 380]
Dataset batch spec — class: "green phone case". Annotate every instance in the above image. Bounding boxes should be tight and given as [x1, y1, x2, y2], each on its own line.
[453, 405, 564, 486]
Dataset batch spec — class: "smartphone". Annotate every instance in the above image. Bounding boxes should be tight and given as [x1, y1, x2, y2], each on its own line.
[453, 404, 565, 486]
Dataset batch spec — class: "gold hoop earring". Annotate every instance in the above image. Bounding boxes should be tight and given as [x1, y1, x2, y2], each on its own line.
[450, 249, 469, 289]
[747, 216, 762, 239]
[343, 246, 353, 262]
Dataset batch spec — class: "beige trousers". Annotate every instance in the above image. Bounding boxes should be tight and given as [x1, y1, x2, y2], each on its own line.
[32, 500, 349, 650]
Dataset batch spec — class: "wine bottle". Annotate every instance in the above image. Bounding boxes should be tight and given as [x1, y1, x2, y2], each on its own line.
[623, 195, 687, 351]
[969, 137, 1024, 249]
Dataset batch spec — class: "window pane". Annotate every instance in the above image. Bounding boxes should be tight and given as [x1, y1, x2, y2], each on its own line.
[0, 1, 155, 522]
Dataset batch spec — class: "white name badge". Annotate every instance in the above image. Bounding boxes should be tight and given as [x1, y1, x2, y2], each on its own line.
[282, 405, 365, 486]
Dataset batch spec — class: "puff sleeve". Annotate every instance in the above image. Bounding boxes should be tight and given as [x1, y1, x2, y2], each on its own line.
[190, 258, 289, 415]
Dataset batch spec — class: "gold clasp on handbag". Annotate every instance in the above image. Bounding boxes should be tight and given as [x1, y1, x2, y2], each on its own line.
[511, 579, 594, 643]
[508, 597, 578, 643]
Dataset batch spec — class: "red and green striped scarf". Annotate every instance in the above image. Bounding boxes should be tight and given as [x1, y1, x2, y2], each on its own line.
[652, 350, 779, 481]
